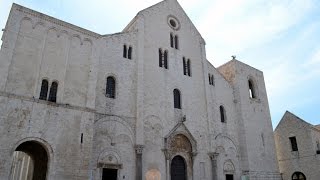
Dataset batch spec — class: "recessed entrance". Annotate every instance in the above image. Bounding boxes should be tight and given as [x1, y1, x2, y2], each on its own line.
[226, 174, 234, 180]
[171, 155, 186, 180]
[11, 141, 48, 180]
[102, 168, 117, 180]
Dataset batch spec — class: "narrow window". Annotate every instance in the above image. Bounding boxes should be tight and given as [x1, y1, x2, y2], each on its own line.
[80, 133, 83, 144]
[208, 74, 211, 85]
[173, 89, 181, 109]
[175, 35, 179, 49]
[159, 49, 163, 67]
[289, 136, 298, 151]
[123, 45, 127, 58]
[220, 105, 226, 123]
[187, 59, 191, 76]
[128, 46, 132, 59]
[48, 81, 58, 102]
[170, 34, 174, 48]
[164, 50, 168, 69]
[183, 57, 186, 75]
[211, 75, 214, 86]
[106, 76, 116, 98]
[39, 79, 49, 100]
[248, 80, 256, 98]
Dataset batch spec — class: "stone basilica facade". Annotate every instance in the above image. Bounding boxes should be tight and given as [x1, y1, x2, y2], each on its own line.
[0, 0, 281, 179]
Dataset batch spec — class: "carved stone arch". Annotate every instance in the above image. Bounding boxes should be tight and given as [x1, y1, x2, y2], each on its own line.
[83, 38, 93, 46]
[97, 148, 122, 169]
[19, 17, 33, 33]
[214, 133, 238, 156]
[58, 30, 69, 38]
[12, 137, 54, 158]
[94, 115, 135, 145]
[33, 21, 45, 29]
[47, 27, 58, 39]
[223, 160, 235, 173]
[71, 34, 82, 45]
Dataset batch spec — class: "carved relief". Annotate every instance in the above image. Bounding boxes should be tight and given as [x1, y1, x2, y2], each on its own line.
[223, 160, 235, 172]
[169, 134, 192, 153]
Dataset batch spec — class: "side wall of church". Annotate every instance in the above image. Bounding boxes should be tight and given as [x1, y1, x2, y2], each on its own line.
[0, 4, 97, 180]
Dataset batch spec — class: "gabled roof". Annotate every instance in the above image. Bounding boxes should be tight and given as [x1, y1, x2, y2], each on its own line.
[123, 0, 205, 44]
[274, 111, 314, 132]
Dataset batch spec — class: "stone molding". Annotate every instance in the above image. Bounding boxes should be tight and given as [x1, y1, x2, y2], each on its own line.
[135, 145, 144, 154]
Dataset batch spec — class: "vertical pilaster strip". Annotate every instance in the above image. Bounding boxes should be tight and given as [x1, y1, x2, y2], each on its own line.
[135, 145, 144, 180]
[208, 152, 219, 180]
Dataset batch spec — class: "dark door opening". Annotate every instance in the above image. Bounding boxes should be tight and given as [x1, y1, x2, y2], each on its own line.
[226, 174, 234, 180]
[11, 141, 48, 180]
[102, 168, 117, 180]
[171, 155, 186, 180]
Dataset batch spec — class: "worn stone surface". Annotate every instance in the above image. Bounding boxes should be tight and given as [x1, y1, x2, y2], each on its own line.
[274, 111, 320, 180]
[0, 0, 281, 179]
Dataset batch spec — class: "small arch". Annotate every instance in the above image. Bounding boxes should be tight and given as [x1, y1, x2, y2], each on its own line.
[106, 76, 116, 98]
[248, 79, 256, 98]
[39, 79, 49, 100]
[128, 46, 132, 59]
[11, 141, 49, 180]
[170, 155, 186, 180]
[292, 172, 306, 180]
[220, 105, 226, 123]
[48, 81, 58, 102]
[173, 89, 181, 109]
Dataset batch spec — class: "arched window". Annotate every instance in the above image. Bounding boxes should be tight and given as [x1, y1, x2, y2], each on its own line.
[248, 79, 256, 98]
[48, 81, 58, 102]
[187, 59, 191, 76]
[39, 79, 48, 100]
[170, 33, 174, 48]
[123, 45, 127, 58]
[292, 172, 306, 180]
[128, 46, 132, 59]
[183, 57, 186, 75]
[159, 49, 163, 67]
[164, 50, 168, 69]
[173, 89, 181, 109]
[220, 105, 226, 123]
[106, 76, 116, 98]
[174, 35, 179, 49]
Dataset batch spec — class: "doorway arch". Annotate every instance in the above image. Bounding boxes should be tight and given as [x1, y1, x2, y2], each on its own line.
[11, 141, 49, 180]
[171, 155, 186, 180]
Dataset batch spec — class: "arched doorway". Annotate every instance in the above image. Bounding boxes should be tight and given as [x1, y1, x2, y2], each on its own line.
[11, 141, 48, 180]
[171, 155, 186, 180]
[292, 172, 306, 180]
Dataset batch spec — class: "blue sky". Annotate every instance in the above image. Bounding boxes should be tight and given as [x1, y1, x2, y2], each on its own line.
[0, 0, 319, 128]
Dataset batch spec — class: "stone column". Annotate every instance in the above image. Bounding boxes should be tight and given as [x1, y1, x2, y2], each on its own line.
[135, 145, 144, 180]
[208, 152, 219, 180]
[162, 149, 170, 180]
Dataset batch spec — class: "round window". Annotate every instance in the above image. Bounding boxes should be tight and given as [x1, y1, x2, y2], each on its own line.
[167, 16, 180, 30]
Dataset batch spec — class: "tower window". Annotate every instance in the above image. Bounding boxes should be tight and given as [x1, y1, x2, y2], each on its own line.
[289, 136, 298, 151]
[48, 81, 58, 102]
[123, 45, 127, 58]
[159, 48, 168, 69]
[39, 79, 49, 100]
[123, 44, 133, 59]
[248, 79, 256, 98]
[106, 76, 116, 98]
[183, 57, 191, 77]
[220, 105, 226, 123]
[170, 33, 179, 49]
[208, 74, 214, 86]
[173, 89, 181, 109]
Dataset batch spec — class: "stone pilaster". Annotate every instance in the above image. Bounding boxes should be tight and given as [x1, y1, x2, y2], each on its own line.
[135, 145, 144, 180]
[208, 152, 219, 180]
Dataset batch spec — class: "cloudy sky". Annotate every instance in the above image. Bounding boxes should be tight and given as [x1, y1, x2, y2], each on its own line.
[0, 0, 319, 128]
